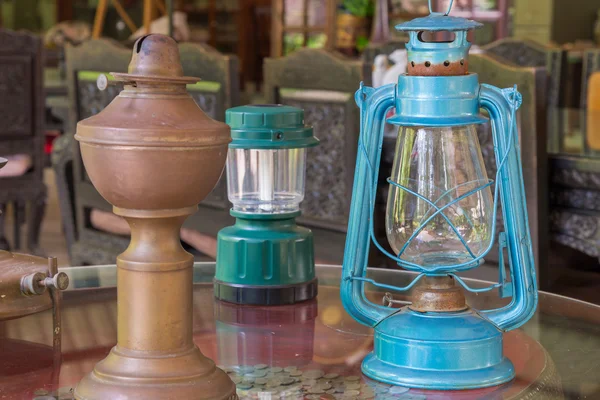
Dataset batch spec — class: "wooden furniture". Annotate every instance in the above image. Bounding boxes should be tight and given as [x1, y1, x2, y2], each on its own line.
[549, 49, 600, 263]
[481, 38, 563, 154]
[238, 0, 271, 87]
[512, 0, 600, 45]
[264, 48, 369, 264]
[0, 30, 47, 253]
[469, 52, 549, 288]
[270, 0, 337, 57]
[176, 0, 240, 53]
[52, 39, 239, 265]
[91, 0, 167, 39]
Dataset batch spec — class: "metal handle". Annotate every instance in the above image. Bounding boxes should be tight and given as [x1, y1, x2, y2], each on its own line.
[429, 0, 453, 15]
[478, 84, 537, 331]
[341, 83, 397, 328]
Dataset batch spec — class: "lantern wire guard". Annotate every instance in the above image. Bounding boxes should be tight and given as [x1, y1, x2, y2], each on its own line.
[341, 1, 537, 390]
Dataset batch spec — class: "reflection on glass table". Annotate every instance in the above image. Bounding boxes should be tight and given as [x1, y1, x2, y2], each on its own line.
[1, 263, 600, 399]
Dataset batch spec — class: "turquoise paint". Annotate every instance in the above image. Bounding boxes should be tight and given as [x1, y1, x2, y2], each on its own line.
[341, 7, 537, 390]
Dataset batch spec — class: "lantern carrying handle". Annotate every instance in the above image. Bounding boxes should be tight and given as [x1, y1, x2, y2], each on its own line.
[478, 84, 537, 332]
[429, 0, 453, 15]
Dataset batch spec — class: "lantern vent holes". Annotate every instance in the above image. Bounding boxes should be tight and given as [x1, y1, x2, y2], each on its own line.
[417, 31, 455, 44]
[444, 61, 450, 67]
[276, 132, 283, 140]
[424, 61, 431, 68]
[411, 61, 415, 68]
[460, 59, 465, 65]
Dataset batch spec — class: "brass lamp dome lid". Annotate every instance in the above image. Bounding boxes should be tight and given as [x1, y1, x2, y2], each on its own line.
[112, 34, 199, 85]
[75, 34, 230, 148]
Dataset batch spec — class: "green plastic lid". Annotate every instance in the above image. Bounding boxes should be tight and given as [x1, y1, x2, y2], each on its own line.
[226, 104, 319, 149]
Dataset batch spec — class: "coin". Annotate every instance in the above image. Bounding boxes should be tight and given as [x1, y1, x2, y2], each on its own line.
[238, 365, 255, 374]
[345, 376, 360, 382]
[254, 363, 268, 370]
[238, 382, 253, 390]
[280, 377, 295, 385]
[389, 386, 410, 394]
[289, 370, 303, 377]
[324, 373, 339, 380]
[231, 376, 243, 384]
[303, 369, 325, 379]
[249, 369, 267, 378]
[308, 388, 325, 394]
[345, 383, 361, 390]
[269, 366, 283, 373]
[319, 382, 333, 390]
[284, 366, 297, 372]
[255, 377, 268, 385]
[326, 389, 337, 394]
[345, 389, 361, 396]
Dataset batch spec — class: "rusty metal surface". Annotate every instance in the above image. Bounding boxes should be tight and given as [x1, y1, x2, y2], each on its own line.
[73, 34, 236, 400]
[408, 59, 468, 76]
[409, 275, 468, 312]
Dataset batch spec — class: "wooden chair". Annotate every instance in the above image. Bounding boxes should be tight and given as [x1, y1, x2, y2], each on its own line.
[483, 38, 563, 151]
[0, 30, 47, 253]
[469, 52, 549, 289]
[264, 48, 369, 264]
[548, 49, 600, 263]
[52, 39, 239, 265]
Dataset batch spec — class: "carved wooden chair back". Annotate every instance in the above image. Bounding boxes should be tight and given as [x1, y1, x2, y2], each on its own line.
[546, 49, 600, 267]
[469, 52, 548, 286]
[0, 29, 47, 252]
[581, 49, 600, 137]
[179, 42, 240, 209]
[264, 48, 368, 232]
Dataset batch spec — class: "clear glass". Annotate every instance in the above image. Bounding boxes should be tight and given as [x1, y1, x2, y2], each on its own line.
[386, 125, 494, 267]
[227, 148, 306, 214]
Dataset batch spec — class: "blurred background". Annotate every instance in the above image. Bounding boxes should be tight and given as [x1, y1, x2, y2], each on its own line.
[0, 0, 599, 303]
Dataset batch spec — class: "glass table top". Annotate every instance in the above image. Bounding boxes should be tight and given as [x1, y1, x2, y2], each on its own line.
[1, 263, 600, 399]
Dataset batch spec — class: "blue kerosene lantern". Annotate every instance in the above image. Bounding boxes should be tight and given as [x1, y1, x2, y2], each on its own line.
[341, 0, 537, 390]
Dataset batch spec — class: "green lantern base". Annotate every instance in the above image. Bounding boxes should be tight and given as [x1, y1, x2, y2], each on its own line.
[214, 211, 317, 306]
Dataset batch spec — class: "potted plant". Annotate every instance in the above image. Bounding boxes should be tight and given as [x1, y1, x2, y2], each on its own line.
[336, 0, 374, 55]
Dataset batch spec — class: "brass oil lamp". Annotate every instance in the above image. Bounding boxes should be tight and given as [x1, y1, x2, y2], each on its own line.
[73, 35, 237, 399]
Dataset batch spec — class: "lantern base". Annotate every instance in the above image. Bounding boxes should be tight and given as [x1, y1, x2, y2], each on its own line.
[74, 345, 238, 400]
[214, 278, 318, 306]
[215, 211, 317, 306]
[362, 307, 515, 390]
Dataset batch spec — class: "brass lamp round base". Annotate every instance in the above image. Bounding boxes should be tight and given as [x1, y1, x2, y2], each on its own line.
[74, 345, 237, 400]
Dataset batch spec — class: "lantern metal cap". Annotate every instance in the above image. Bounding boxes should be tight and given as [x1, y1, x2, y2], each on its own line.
[226, 104, 319, 149]
[395, 14, 482, 32]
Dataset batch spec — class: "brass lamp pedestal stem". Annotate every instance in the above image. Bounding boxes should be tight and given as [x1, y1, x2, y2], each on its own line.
[75, 207, 237, 400]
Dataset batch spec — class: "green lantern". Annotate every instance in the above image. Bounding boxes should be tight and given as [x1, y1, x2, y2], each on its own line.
[214, 105, 319, 305]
